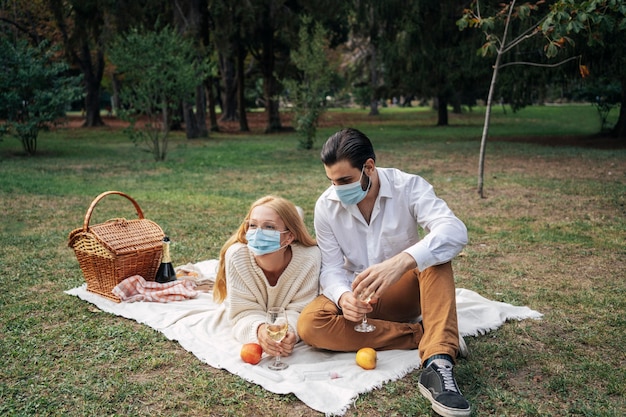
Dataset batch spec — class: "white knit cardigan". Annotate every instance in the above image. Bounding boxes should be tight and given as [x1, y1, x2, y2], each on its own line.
[225, 242, 321, 344]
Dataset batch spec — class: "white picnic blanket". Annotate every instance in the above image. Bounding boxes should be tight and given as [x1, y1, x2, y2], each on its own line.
[65, 260, 543, 416]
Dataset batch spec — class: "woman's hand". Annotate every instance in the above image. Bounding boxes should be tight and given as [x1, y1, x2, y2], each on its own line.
[257, 324, 297, 357]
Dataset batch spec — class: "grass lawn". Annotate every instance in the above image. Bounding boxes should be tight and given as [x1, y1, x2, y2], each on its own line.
[1, 104, 624, 416]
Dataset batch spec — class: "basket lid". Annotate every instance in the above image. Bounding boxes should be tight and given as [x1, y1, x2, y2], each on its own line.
[88, 218, 164, 255]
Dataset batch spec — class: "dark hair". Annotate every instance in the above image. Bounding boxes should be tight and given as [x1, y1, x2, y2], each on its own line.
[320, 128, 376, 168]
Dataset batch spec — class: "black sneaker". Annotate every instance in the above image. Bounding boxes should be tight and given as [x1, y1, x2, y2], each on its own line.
[418, 362, 471, 417]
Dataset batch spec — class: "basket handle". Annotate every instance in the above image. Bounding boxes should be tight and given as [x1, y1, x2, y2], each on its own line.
[82, 191, 145, 231]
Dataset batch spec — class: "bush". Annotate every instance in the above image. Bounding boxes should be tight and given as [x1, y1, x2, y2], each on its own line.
[283, 16, 333, 150]
[109, 26, 208, 161]
[0, 39, 82, 155]
[572, 79, 621, 132]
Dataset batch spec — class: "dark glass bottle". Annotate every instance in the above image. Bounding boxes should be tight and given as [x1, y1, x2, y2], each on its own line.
[155, 236, 176, 283]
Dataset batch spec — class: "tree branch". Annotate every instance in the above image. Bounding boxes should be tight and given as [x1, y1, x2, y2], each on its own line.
[0, 16, 41, 44]
[499, 55, 581, 69]
[502, 15, 548, 54]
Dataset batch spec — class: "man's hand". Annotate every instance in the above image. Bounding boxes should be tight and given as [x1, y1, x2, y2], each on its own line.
[257, 324, 297, 357]
[351, 253, 417, 300]
[338, 291, 374, 322]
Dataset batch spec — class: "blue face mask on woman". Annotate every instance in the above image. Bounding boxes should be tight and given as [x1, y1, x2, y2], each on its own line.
[246, 228, 288, 256]
[334, 166, 371, 205]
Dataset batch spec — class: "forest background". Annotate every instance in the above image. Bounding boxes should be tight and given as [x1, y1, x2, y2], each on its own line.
[1, 0, 625, 146]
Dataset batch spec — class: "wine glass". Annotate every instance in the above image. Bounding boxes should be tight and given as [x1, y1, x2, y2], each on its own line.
[353, 271, 376, 333]
[266, 306, 289, 370]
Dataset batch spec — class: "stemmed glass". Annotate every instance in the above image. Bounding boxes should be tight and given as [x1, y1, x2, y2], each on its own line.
[265, 306, 289, 370]
[353, 271, 376, 333]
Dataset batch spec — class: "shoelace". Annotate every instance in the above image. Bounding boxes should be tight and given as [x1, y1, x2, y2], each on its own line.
[436, 365, 459, 393]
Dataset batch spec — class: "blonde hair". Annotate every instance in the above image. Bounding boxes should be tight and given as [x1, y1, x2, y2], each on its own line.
[213, 195, 317, 303]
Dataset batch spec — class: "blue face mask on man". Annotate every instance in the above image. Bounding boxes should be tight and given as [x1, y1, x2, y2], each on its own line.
[246, 228, 288, 256]
[334, 166, 371, 205]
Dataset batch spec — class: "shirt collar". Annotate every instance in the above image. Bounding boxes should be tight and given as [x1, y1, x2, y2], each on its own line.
[377, 168, 393, 199]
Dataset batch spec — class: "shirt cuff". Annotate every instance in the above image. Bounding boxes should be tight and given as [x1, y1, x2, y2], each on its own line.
[404, 243, 437, 272]
[323, 285, 351, 306]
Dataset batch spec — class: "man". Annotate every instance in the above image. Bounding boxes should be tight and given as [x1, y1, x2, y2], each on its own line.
[297, 128, 470, 417]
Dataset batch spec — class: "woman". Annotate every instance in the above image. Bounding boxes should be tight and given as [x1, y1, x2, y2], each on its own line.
[214, 195, 321, 359]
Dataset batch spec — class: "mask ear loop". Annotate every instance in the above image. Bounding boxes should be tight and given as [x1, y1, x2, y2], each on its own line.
[283, 230, 295, 247]
[363, 159, 375, 179]
[361, 164, 372, 193]
[274, 238, 292, 254]
[273, 229, 293, 251]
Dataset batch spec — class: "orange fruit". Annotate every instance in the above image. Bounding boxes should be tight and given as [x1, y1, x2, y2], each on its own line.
[356, 347, 377, 370]
[240, 343, 263, 365]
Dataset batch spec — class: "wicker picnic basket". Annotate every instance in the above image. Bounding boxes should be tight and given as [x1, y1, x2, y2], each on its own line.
[68, 191, 164, 302]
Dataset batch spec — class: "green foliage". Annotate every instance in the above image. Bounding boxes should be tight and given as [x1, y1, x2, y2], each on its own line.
[543, 0, 626, 48]
[282, 16, 333, 150]
[0, 39, 83, 155]
[352, 85, 374, 108]
[379, 1, 488, 119]
[572, 78, 621, 131]
[108, 26, 209, 161]
[460, 1, 626, 59]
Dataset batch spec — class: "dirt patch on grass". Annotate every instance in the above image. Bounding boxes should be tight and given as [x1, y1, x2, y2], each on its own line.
[492, 133, 626, 149]
[62, 111, 626, 150]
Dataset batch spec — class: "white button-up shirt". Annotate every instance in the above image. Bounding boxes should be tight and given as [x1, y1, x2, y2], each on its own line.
[314, 167, 468, 305]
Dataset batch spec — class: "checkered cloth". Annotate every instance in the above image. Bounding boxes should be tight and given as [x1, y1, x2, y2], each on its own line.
[112, 275, 198, 302]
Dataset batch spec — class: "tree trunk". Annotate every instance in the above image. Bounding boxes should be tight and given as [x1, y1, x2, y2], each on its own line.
[477, 1, 516, 198]
[265, 80, 282, 132]
[48, 1, 105, 128]
[206, 78, 220, 132]
[83, 83, 103, 127]
[369, 99, 379, 116]
[183, 101, 200, 139]
[158, 101, 170, 161]
[183, 84, 208, 139]
[170, 104, 183, 131]
[437, 95, 449, 126]
[111, 74, 121, 116]
[612, 80, 626, 139]
[80, 43, 105, 127]
[194, 84, 208, 137]
[452, 92, 462, 114]
[197, 0, 216, 133]
[237, 44, 249, 132]
[22, 130, 38, 155]
[477, 64, 499, 198]
[258, 18, 281, 133]
[219, 54, 238, 121]
[368, 44, 379, 116]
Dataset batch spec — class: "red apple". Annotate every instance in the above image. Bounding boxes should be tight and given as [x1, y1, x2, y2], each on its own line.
[240, 343, 263, 365]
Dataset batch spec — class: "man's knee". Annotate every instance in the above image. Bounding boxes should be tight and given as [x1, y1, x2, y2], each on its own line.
[418, 261, 454, 284]
[297, 295, 337, 346]
[297, 306, 314, 345]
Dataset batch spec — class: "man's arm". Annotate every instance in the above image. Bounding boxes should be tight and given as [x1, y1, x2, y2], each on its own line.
[314, 199, 353, 305]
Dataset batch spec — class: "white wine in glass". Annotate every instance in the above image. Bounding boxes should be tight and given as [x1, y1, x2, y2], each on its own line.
[353, 271, 376, 333]
[266, 306, 289, 370]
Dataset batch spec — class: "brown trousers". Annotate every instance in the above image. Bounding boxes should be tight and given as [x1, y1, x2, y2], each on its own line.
[297, 262, 459, 364]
